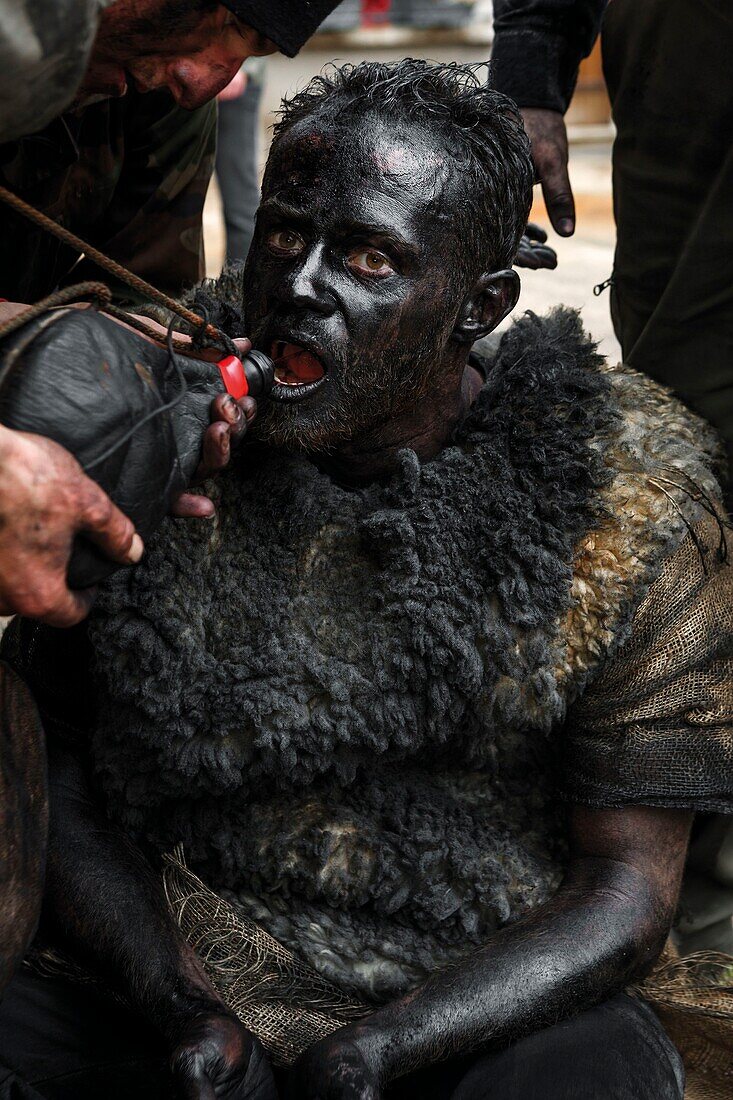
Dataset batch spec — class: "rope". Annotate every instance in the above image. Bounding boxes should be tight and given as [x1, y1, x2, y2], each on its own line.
[0, 282, 112, 341]
[0, 183, 221, 347]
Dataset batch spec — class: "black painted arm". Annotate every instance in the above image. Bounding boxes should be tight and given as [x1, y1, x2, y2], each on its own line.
[44, 743, 214, 1032]
[289, 804, 692, 1098]
[43, 743, 277, 1099]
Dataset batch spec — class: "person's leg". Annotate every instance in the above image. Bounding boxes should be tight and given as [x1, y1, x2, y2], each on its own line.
[215, 75, 264, 265]
[603, 0, 733, 951]
[602, 0, 733, 480]
[0, 968, 171, 1099]
[390, 994, 683, 1100]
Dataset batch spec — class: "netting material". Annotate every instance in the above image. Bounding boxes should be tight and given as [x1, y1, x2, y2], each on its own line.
[565, 510, 733, 811]
[163, 851, 369, 1066]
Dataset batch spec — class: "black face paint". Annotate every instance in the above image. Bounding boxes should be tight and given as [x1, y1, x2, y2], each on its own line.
[242, 113, 472, 453]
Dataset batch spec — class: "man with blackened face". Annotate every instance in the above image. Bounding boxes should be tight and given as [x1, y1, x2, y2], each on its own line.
[241, 63, 527, 464]
[5, 59, 733, 1100]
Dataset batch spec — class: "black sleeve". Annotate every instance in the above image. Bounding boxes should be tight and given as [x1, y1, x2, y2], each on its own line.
[491, 0, 607, 113]
[0, 618, 96, 748]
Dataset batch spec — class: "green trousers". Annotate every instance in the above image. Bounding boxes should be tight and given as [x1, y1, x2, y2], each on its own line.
[603, 0, 733, 495]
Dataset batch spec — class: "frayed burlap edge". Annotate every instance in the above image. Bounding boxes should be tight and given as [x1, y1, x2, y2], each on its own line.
[162, 848, 370, 1066]
[632, 946, 733, 1100]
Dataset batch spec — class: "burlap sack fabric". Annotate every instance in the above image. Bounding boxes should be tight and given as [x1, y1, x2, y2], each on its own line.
[638, 949, 733, 1100]
[162, 853, 733, 1097]
[162, 850, 370, 1067]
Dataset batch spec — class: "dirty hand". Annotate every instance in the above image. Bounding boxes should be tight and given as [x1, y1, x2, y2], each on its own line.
[0, 427, 142, 626]
[171, 1012, 278, 1100]
[521, 108, 575, 237]
[171, 381, 257, 518]
[287, 1037, 382, 1100]
[514, 222, 558, 270]
[122, 317, 257, 520]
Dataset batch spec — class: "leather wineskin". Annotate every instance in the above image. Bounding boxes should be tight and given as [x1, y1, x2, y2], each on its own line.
[0, 308, 229, 588]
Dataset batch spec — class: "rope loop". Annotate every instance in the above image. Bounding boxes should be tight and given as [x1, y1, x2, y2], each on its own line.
[0, 281, 112, 341]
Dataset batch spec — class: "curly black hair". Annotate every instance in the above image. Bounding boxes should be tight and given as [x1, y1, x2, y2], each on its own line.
[269, 58, 534, 275]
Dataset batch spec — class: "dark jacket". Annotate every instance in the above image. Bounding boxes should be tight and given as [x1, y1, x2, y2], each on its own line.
[0, 89, 216, 305]
[492, 0, 607, 113]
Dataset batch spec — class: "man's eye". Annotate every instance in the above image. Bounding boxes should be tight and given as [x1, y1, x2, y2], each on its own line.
[267, 229, 305, 255]
[348, 250, 395, 277]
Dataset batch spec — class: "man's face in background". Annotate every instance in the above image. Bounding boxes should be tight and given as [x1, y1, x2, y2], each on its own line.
[243, 112, 478, 453]
[79, 0, 276, 107]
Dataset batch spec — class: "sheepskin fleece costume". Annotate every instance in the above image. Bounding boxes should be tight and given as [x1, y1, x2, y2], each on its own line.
[87, 309, 724, 1003]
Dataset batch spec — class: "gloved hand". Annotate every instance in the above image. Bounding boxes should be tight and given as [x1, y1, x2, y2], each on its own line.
[514, 222, 558, 270]
[170, 1011, 278, 1100]
[520, 108, 575, 237]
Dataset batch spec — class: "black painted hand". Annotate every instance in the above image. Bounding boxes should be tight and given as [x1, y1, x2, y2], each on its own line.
[287, 1037, 381, 1100]
[121, 313, 255, 520]
[170, 336, 257, 520]
[520, 108, 575, 237]
[514, 222, 558, 270]
[170, 1012, 278, 1100]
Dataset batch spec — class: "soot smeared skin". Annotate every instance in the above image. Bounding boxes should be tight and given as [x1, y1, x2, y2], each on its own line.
[287, 806, 692, 1098]
[242, 112, 518, 465]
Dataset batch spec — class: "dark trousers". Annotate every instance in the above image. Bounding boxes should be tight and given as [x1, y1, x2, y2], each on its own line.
[603, 0, 733, 485]
[603, 0, 733, 955]
[0, 969, 684, 1099]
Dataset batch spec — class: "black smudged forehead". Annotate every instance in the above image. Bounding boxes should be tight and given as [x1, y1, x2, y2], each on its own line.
[261, 110, 462, 237]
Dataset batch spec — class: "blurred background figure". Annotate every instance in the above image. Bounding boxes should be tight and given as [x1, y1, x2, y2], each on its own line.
[391, 0, 476, 29]
[216, 57, 267, 264]
[319, 0, 362, 30]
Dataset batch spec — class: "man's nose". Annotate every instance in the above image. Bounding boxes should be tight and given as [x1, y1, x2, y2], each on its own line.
[166, 56, 243, 107]
[282, 246, 337, 315]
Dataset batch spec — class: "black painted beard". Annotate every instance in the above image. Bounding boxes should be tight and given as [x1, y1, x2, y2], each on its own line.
[253, 341, 445, 454]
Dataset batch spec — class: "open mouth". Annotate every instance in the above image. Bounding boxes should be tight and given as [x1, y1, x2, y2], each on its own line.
[270, 340, 328, 401]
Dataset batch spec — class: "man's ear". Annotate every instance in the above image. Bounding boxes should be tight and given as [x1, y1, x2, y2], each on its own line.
[453, 270, 520, 344]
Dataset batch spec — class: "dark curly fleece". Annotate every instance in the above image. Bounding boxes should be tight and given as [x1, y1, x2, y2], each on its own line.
[86, 308, 722, 1002]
